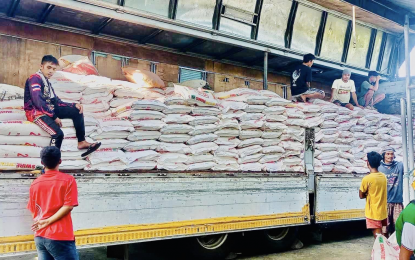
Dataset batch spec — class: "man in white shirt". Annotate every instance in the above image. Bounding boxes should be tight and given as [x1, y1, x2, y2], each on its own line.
[329, 69, 363, 110]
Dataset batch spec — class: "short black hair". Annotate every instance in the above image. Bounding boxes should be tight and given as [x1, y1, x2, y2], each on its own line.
[41, 55, 59, 66]
[368, 71, 379, 77]
[303, 53, 315, 63]
[40, 146, 61, 169]
[367, 151, 382, 169]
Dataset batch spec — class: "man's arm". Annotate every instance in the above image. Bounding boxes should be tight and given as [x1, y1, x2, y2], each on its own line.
[352, 92, 363, 108]
[359, 189, 367, 199]
[31, 205, 74, 232]
[399, 247, 413, 260]
[329, 88, 335, 102]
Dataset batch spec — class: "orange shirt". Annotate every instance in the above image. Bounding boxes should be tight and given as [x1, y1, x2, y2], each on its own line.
[27, 170, 78, 241]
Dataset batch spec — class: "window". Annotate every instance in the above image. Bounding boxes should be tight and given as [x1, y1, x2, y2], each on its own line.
[219, 0, 257, 38]
[176, 0, 216, 28]
[124, 0, 170, 17]
[291, 5, 322, 54]
[257, 0, 292, 46]
[370, 30, 383, 71]
[179, 68, 206, 83]
[380, 34, 396, 74]
[347, 24, 371, 67]
[320, 14, 348, 61]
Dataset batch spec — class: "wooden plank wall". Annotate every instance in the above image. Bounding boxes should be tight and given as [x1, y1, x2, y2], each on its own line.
[0, 18, 330, 97]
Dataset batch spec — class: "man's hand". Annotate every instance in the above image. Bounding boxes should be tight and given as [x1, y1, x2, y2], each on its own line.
[55, 117, 62, 128]
[31, 218, 51, 232]
[376, 75, 381, 81]
[75, 103, 83, 114]
[357, 105, 364, 109]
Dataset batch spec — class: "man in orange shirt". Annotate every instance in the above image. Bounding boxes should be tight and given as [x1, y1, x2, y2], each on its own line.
[359, 151, 388, 239]
[27, 146, 79, 259]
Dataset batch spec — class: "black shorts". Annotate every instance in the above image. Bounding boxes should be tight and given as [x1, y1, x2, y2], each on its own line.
[333, 100, 350, 107]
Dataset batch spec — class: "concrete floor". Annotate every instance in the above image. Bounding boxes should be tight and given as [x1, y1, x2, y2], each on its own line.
[10, 221, 374, 260]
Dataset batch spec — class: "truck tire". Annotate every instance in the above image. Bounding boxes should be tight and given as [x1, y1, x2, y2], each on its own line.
[251, 227, 298, 252]
[184, 233, 232, 260]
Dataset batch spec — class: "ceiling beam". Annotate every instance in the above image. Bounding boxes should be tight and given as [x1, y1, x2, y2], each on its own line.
[216, 47, 244, 60]
[284, 1, 298, 49]
[251, 0, 264, 40]
[181, 39, 206, 52]
[7, 0, 20, 17]
[168, 0, 178, 19]
[92, 17, 113, 34]
[315, 11, 328, 57]
[139, 29, 163, 44]
[341, 21, 353, 63]
[38, 4, 55, 23]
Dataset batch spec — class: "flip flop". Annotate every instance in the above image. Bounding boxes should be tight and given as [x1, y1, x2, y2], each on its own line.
[81, 142, 101, 158]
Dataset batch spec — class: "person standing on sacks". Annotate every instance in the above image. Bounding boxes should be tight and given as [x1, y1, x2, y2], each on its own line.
[23, 55, 100, 157]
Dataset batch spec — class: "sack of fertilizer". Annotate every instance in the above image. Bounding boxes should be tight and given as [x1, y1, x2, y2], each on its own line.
[58, 55, 98, 75]
[158, 153, 188, 164]
[221, 110, 246, 119]
[85, 110, 112, 119]
[279, 141, 303, 152]
[163, 105, 192, 114]
[90, 130, 130, 140]
[333, 165, 352, 173]
[187, 162, 217, 171]
[295, 103, 321, 113]
[0, 100, 23, 109]
[285, 108, 305, 119]
[334, 115, 352, 123]
[159, 134, 191, 143]
[123, 140, 160, 152]
[247, 96, 270, 105]
[220, 100, 248, 111]
[320, 157, 338, 165]
[305, 117, 324, 128]
[280, 134, 303, 142]
[238, 138, 264, 148]
[215, 129, 240, 137]
[259, 154, 283, 164]
[81, 93, 113, 104]
[240, 162, 263, 172]
[125, 150, 160, 164]
[190, 142, 218, 155]
[60, 160, 88, 170]
[110, 98, 139, 108]
[214, 88, 258, 101]
[320, 120, 338, 129]
[49, 71, 86, 93]
[264, 122, 287, 131]
[265, 114, 287, 122]
[262, 131, 283, 139]
[157, 143, 191, 154]
[212, 163, 240, 171]
[239, 153, 264, 164]
[244, 105, 266, 113]
[99, 139, 130, 149]
[192, 107, 221, 116]
[132, 100, 167, 111]
[214, 156, 238, 165]
[239, 130, 263, 139]
[62, 151, 84, 160]
[185, 154, 214, 164]
[0, 145, 42, 158]
[218, 119, 239, 130]
[316, 143, 337, 151]
[121, 67, 164, 88]
[126, 161, 157, 170]
[129, 110, 165, 120]
[189, 124, 218, 136]
[158, 163, 188, 171]
[189, 116, 219, 126]
[127, 131, 161, 141]
[265, 97, 291, 107]
[262, 146, 285, 154]
[215, 137, 241, 147]
[0, 84, 24, 100]
[132, 120, 165, 131]
[285, 119, 306, 127]
[85, 161, 127, 171]
[0, 110, 26, 121]
[186, 133, 218, 145]
[0, 121, 49, 137]
[87, 148, 128, 165]
[261, 139, 281, 147]
[54, 91, 82, 102]
[240, 120, 264, 129]
[0, 158, 42, 170]
[318, 133, 339, 143]
[339, 151, 354, 160]
[214, 146, 239, 158]
[174, 84, 220, 107]
[82, 101, 110, 113]
[263, 106, 286, 115]
[320, 113, 337, 121]
[62, 117, 99, 128]
[113, 88, 144, 99]
[161, 124, 194, 135]
[238, 145, 262, 158]
[98, 117, 134, 129]
[162, 114, 193, 124]
[284, 126, 305, 137]
[62, 126, 97, 138]
[337, 158, 353, 167]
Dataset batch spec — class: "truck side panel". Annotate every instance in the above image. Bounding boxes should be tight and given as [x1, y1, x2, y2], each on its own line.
[0, 175, 309, 255]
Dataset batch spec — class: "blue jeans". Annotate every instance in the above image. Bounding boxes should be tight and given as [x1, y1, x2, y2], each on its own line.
[35, 237, 79, 260]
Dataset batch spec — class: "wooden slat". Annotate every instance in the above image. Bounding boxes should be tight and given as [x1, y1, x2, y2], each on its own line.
[156, 63, 179, 86]
[213, 74, 236, 92]
[60, 46, 90, 57]
[0, 35, 21, 87]
[128, 59, 151, 72]
[95, 54, 123, 80]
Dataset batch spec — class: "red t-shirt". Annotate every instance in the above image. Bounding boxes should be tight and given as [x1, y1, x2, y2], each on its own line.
[27, 170, 78, 241]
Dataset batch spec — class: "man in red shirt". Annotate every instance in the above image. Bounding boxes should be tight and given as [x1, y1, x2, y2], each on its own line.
[27, 146, 79, 260]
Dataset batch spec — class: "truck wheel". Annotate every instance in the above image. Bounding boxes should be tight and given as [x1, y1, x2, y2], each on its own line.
[185, 233, 232, 260]
[252, 227, 298, 252]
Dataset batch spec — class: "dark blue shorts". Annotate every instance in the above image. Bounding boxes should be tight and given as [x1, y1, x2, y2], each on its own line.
[332, 100, 350, 107]
[35, 236, 79, 260]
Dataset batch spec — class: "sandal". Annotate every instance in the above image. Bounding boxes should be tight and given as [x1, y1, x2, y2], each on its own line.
[81, 142, 101, 157]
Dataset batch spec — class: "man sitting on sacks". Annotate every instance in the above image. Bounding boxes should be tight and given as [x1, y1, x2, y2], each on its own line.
[329, 69, 363, 110]
[357, 71, 385, 109]
[24, 55, 100, 157]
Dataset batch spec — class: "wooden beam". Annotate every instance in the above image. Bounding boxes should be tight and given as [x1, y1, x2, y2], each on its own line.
[92, 18, 113, 35]
[7, 0, 20, 17]
[251, 0, 264, 40]
[284, 1, 298, 49]
[38, 4, 55, 24]
[315, 11, 328, 57]
[168, 0, 178, 19]
[212, 0, 223, 30]
[341, 20, 353, 63]
[139, 29, 163, 44]
[181, 39, 206, 53]
[365, 29, 377, 69]
[216, 47, 244, 60]
[377, 32, 388, 71]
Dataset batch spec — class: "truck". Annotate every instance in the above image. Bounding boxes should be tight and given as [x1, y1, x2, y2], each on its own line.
[0, 0, 414, 259]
